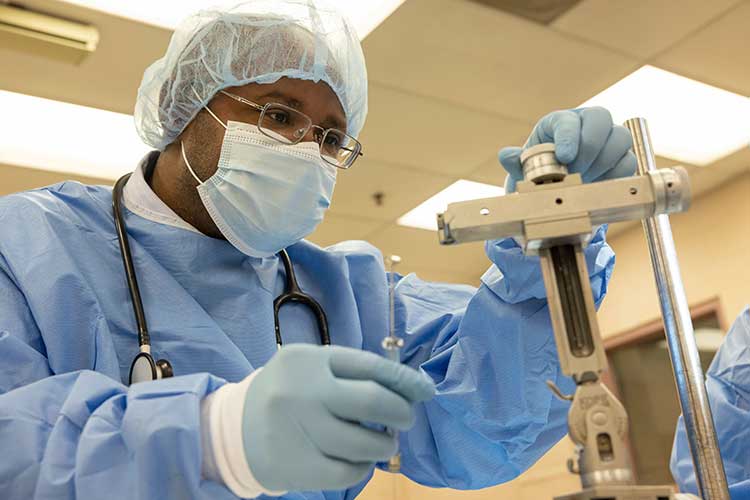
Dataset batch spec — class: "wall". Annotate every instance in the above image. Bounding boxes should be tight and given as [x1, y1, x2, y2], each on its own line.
[0, 163, 109, 195]
[359, 170, 750, 499]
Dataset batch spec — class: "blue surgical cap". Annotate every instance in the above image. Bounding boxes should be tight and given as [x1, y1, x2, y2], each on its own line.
[134, 0, 368, 150]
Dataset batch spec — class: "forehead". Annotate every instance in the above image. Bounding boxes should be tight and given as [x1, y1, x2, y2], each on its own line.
[227, 77, 347, 130]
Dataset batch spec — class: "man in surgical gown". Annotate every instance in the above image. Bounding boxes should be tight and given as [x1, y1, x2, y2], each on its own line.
[0, 1, 639, 499]
[671, 307, 750, 498]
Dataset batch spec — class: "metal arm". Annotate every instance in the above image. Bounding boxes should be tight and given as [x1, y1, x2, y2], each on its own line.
[436, 122, 726, 499]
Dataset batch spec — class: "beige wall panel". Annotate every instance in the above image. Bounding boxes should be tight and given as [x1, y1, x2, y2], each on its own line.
[0, 163, 110, 196]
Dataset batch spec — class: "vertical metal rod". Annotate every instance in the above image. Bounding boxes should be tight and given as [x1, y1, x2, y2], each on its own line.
[384, 255, 403, 474]
[625, 118, 729, 500]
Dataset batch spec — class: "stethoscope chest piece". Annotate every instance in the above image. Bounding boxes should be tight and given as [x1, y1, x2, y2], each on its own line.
[129, 350, 174, 384]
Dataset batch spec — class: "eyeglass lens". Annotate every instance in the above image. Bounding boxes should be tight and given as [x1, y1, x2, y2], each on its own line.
[257, 103, 360, 168]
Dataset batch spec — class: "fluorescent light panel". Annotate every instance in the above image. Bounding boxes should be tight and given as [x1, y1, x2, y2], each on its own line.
[0, 90, 150, 180]
[397, 180, 505, 231]
[581, 65, 750, 166]
[59, 0, 405, 39]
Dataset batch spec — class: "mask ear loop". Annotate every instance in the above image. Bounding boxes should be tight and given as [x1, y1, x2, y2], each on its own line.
[203, 104, 228, 130]
[180, 141, 204, 185]
[182, 87, 230, 185]
[192, 86, 227, 130]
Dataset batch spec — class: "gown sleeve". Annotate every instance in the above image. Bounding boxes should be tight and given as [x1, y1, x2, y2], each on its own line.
[359, 226, 615, 489]
[670, 307, 750, 499]
[0, 255, 231, 500]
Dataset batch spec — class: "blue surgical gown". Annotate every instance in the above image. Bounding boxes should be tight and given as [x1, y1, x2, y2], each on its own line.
[671, 307, 750, 499]
[0, 173, 615, 499]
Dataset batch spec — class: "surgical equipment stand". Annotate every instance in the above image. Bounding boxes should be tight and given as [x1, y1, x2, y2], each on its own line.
[435, 118, 729, 500]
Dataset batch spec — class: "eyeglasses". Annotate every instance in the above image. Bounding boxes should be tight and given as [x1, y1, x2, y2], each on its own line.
[219, 90, 363, 169]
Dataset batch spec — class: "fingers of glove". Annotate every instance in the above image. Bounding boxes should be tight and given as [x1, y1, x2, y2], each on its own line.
[329, 348, 435, 403]
[498, 146, 523, 181]
[583, 125, 634, 183]
[316, 457, 374, 491]
[599, 151, 637, 181]
[529, 110, 581, 164]
[568, 107, 614, 175]
[504, 173, 517, 194]
[498, 147, 522, 193]
[326, 379, 415, 430]
[308, 416, 397, 462]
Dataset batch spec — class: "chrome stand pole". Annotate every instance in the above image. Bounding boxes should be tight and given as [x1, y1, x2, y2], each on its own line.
[625, 118, 729, 500]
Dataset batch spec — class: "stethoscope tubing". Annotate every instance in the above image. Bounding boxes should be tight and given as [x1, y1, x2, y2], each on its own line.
[113, 173, 150, 348]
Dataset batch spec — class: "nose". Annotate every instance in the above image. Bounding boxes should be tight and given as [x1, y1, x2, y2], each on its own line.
[300, 125, 321, 145]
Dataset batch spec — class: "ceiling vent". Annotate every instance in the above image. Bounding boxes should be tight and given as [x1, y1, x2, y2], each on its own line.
[470, 0, 581, 25]
[0, 3, 99, 64]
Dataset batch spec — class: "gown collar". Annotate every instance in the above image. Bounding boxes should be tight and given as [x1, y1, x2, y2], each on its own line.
[122, 151, 202, 235]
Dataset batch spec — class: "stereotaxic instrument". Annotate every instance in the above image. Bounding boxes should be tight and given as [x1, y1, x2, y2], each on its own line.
[436, 118, 729, 500]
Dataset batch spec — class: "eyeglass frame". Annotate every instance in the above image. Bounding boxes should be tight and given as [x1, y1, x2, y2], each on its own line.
[218, 90, 363, 169]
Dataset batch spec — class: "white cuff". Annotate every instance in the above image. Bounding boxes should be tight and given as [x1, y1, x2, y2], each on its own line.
[200, 369, 286, 498]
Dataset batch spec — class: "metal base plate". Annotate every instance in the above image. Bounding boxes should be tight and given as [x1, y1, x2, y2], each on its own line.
[555, 484, 675, 500]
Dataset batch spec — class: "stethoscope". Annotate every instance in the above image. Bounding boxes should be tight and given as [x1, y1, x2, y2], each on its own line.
[113, 172, 330, 385]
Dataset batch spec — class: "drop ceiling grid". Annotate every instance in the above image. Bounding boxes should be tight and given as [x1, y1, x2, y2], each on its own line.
[363, 0, 643, 125]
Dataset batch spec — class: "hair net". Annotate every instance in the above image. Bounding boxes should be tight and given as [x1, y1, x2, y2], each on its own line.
[134, 0, 367, 150]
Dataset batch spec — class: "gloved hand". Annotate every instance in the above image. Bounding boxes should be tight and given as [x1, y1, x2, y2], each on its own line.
[243, 344, 435, 492]
[499, 107, 637, 192]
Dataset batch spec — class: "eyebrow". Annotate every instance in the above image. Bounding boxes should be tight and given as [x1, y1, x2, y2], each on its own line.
[321, 115, 347, 132]
[255, 90, 346, 131]
[256, 90, 292, 102]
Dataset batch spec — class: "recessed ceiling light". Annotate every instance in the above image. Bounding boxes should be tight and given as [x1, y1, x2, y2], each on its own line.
[0, 90, 150, 180]
[59, 0, 405, 39]
[581, 65, 750, 166]
[397, 180, 505, 231]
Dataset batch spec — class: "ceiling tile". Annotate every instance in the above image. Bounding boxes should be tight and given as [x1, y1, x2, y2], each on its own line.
[363, 0, 638, 124]
[655, 2, 750, 96]
[552, 0, 741, 59]
[359, 83, 531, 176]
[306, 213, 383, 248]
[328, 157, 456, 222]
[365, 223, 491, 276]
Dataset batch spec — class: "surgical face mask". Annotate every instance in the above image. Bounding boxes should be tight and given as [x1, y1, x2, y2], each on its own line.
[181, 119, 337, 258]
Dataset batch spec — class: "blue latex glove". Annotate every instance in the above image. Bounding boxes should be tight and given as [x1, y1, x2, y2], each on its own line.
[500, 107, 637, 192]
[242, 344, 436, 492]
